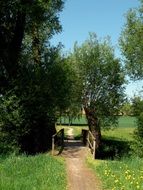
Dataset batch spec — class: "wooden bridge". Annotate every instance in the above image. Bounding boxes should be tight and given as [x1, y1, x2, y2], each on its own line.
[52, 128, 96, 159]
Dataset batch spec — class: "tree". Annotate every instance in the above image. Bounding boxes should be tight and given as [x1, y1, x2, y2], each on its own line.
[0, 0, 64, 86]
[0, 0, 75, 154]
[119, 0, 143, 80]
[132, 96, 143, 116]
[70, 33, 125, 148]
[119, 0, 143, 157]
[130, 96, 143, 157]
[120, 101, 133, 116]
[59, 56, 83, 125]
[0, 46, 76, 154]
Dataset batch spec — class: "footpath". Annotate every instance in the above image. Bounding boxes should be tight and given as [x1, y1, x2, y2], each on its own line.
[61, 127, 102, 190]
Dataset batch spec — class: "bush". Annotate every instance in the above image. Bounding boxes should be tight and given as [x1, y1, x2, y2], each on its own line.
[0, 89, 56, 154]
[132, 112, 143, 157]
[0, 94, 23, 154]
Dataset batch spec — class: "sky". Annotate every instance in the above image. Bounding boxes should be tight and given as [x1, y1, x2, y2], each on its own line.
[51, 0, 143, 98]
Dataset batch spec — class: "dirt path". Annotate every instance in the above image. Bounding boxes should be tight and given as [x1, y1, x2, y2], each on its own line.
[62, 128, 101, 190]
[66, 127, 74, 140]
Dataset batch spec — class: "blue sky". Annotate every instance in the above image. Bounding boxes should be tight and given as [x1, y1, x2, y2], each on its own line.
[51, 0, 143, 98]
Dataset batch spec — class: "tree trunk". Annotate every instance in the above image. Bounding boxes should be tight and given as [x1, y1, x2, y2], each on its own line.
[84, 107, 101, 149]
[8, 11, 26, 78]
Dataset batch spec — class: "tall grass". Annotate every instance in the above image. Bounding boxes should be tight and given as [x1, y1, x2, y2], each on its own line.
[0, 154, 67, 190]
[87, 157, 143, 190]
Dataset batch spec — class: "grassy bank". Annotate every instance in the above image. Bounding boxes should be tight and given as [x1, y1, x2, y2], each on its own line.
[0, 154, 67, 190]
[85, 116, 143, 190]
[87, 157, 143, 190]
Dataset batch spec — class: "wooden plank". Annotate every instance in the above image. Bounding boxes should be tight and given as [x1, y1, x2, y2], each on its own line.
[93, 140, 96, 159]
[87, 138, 93, 150]
[52, 128, 64, 155]
[52, 137, 55, 155]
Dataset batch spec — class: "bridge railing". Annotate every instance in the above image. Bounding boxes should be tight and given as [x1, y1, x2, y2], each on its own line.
[52, 128, 64, 155]
[82, 129, 96, 159]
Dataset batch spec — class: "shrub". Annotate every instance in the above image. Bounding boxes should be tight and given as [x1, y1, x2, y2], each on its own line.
[133, 112, 143, 157]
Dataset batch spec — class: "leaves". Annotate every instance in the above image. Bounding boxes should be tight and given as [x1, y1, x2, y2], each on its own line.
[119, 2, 143, 80]
[71, 33, 125, 126]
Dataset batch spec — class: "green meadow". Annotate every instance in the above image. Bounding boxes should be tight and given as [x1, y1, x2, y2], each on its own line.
[0, 154, 67, 190]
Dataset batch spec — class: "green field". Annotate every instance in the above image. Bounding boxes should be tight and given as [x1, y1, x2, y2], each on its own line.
[57, 115, 136, 127]
[0, 154, 67, 190]
[117, 116, 136, 128]
[57, 116, 137, 141]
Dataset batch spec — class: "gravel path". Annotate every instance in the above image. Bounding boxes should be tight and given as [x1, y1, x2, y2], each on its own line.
[62, 128, 102, 190]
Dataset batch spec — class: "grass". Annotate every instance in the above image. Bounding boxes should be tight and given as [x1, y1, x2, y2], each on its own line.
[0, 154, 67, 190]
[87, 157, 143, 190]
[102, 127, 135, 141]
[117, 116, 136, 128]
[85, 116, 143, 190]
[99, 117, 136, 159]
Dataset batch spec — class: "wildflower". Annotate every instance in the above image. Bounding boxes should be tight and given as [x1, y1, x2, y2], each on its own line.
[137, 185, 140, 189]
[115, 179, 119, 183]
[127, 175, 131, 180]
[125, 170, 129, 174]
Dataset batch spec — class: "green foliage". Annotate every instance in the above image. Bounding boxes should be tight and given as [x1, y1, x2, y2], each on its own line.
[130, 96, 143, 157]
[120, 102, 133, 116]
[132, 96, 143, 116]
[71, 33, 125, 129]
[0, 154, 67, 190]
[132, 112, 143, 157]
[120, 0, 143, 154]
[0, 54, 75, 154]
[0, 0, 75, 154]
[119, 1, 143, 80]
[0, 0, 64, 79]
[0, 94, 22, 154]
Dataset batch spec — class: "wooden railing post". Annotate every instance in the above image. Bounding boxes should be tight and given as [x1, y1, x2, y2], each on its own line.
[85, 130, 96, 159]
[52, 136, 55, 155]
[61, 128, 64, 147]
[82, 129, 88, 145]
[52, 128, 64, 156]
[93, 140, 96, 159]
